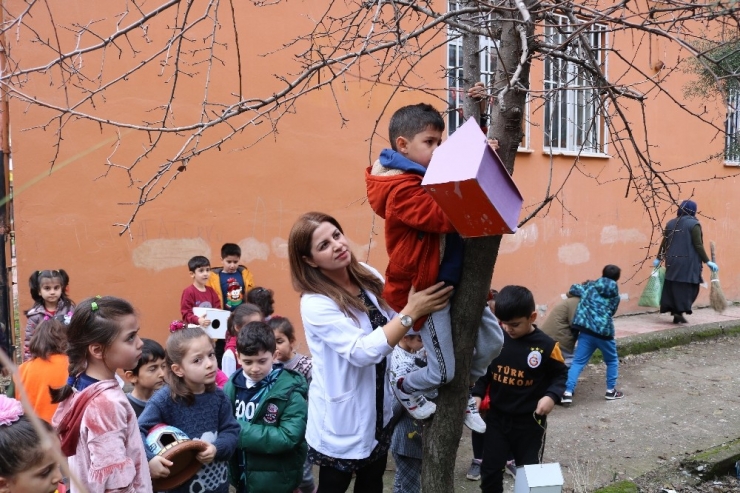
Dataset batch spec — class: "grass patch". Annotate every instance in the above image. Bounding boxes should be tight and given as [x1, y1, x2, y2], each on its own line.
[592, 480, 639, 493]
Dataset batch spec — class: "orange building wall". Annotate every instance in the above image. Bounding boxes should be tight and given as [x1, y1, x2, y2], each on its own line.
[5, 1, 738, 354]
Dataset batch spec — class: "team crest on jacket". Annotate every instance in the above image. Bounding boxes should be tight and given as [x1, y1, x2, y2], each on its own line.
[264, 403, 279, 424]
[527, 350, 542, 368]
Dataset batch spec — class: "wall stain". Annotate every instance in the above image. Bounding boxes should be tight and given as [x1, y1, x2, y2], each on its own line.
[132, 238, 211, 271]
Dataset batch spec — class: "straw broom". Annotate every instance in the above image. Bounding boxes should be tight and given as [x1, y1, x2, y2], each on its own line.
[709, 241, 728, 313]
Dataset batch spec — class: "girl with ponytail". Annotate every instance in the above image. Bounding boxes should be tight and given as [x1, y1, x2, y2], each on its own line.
[50, 296, 152, 493]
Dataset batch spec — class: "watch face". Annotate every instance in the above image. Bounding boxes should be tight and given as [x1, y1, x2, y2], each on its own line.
[401, 315, 413, 328]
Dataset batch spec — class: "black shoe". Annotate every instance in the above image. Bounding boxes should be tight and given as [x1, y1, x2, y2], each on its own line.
[605, 389, 624, 400]
[505, 460, 517, 477]
[673, 314, 688, 324]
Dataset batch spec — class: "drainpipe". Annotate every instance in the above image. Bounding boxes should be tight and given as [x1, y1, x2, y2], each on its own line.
[0, 4, 18, 365]
[0, 152, 8, 365]
[0, 146, 8, 366]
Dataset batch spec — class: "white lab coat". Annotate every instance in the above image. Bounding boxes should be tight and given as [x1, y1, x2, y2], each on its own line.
[300, 265, 397, 460]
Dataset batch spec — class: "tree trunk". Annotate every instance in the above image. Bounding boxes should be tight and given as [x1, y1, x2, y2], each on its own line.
[421, 1, 532, 491]
[489, 2, 533, 175]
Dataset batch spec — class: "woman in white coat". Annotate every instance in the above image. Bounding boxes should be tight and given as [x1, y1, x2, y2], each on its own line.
[288, 211, 452, 493]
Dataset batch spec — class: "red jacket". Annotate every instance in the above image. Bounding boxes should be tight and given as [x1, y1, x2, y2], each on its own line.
[365, 162, 456, 318]
[180, 284, 221, 324]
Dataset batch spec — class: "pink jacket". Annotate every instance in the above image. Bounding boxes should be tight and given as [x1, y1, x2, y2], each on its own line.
[52, 380, 152, 493]
[23, 300, 75, 361]
[216, 369, 229, 388]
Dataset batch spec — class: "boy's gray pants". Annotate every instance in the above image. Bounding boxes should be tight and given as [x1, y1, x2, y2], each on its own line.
[400, 302, 503, 394]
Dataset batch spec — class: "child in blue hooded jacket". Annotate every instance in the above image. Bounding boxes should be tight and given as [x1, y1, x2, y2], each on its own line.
[562, 265, 623, 404]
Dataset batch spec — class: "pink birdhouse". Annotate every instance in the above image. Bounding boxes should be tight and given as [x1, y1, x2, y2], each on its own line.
[421, 117, 523, 237]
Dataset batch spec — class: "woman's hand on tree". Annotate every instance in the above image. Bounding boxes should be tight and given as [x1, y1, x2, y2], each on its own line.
[404, 282, 454, 320]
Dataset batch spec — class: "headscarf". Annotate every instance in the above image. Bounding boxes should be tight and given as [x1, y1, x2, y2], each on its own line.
[677, 200, 697, 217]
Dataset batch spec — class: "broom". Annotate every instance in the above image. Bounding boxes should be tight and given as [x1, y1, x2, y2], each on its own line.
[709, 241, 728, 313]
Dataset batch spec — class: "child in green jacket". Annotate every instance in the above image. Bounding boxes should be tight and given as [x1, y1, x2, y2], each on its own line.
[223, 321, 308, 493]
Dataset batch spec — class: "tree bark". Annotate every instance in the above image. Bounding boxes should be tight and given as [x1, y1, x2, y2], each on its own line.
[421, 1, 532, 491]
[488, 2, 533, 175]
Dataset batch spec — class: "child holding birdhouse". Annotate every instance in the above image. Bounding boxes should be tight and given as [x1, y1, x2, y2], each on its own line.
[365, 102, 503, 433]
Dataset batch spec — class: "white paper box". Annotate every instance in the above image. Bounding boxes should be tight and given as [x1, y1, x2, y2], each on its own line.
[192, 307, 230, 339]
[514, 463, 564, 493]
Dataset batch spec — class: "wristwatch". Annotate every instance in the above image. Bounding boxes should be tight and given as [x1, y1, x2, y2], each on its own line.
[399, 313, 414, 329]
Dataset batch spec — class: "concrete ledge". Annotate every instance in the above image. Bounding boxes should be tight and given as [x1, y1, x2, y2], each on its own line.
[593, 439, 740, 492]
[617, 320, 740, 356]
[682, 438, 740, 479]
[588, 320, 740, 364]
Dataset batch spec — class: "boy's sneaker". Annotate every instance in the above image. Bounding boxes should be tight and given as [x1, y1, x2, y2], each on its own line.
[605, 389, 624, 400]
[392, 379, 437, 419]
[561, 391, 573, 405]
[464, 395, 486, 433]
[466, 459, 482, 481]
[505, 460, 517, 477]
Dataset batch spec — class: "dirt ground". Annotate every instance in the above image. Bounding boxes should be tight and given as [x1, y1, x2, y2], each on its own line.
[381, 335, 740, 492]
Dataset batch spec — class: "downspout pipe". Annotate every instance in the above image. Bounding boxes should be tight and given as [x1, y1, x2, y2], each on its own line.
[0, 5, 18, 366]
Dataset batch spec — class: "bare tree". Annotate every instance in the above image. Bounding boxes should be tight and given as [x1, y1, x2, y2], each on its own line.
[2, 0, 740, 490]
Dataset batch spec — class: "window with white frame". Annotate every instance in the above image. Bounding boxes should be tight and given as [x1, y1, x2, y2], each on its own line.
[447, 33, 497, 134]
[446, 2, 529, 148]
[725, 88, 740, 164]
[543, 15, 608, 153]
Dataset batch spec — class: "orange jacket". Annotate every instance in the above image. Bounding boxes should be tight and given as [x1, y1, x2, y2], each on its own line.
[365, 162, 456, 316]
[207, 265, 255, 307]
[17, 353, 69, 422]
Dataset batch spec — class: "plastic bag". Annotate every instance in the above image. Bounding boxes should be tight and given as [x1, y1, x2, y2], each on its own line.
[638, 266, 665, 307]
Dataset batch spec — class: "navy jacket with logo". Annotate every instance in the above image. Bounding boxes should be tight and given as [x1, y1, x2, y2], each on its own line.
[472, 327, 568, 415]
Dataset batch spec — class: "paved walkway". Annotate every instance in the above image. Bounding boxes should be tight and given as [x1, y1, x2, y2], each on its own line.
[614, 304, 740, 339]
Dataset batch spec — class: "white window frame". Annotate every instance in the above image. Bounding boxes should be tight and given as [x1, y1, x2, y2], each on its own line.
[447, 35, 498, 134]
[725, 87, 740, 165]
[543, 15, 608, 156]
[446, 3, 529, 143]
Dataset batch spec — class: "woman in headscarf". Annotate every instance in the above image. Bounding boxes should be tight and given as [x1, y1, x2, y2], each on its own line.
[654, 200, 719, 323]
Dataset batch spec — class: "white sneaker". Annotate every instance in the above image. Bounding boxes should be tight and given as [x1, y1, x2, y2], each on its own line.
[392, 379, 437, 420]
[561, 391, 573, 405]
[464, 395, 486, 433]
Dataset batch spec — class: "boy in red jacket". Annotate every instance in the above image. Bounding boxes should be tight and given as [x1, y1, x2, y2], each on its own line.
[365, 103, 503, 432]
[180, 255, 221, 326]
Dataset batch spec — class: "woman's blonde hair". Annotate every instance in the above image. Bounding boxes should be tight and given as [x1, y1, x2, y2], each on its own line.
[288, 212, 387, 320]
